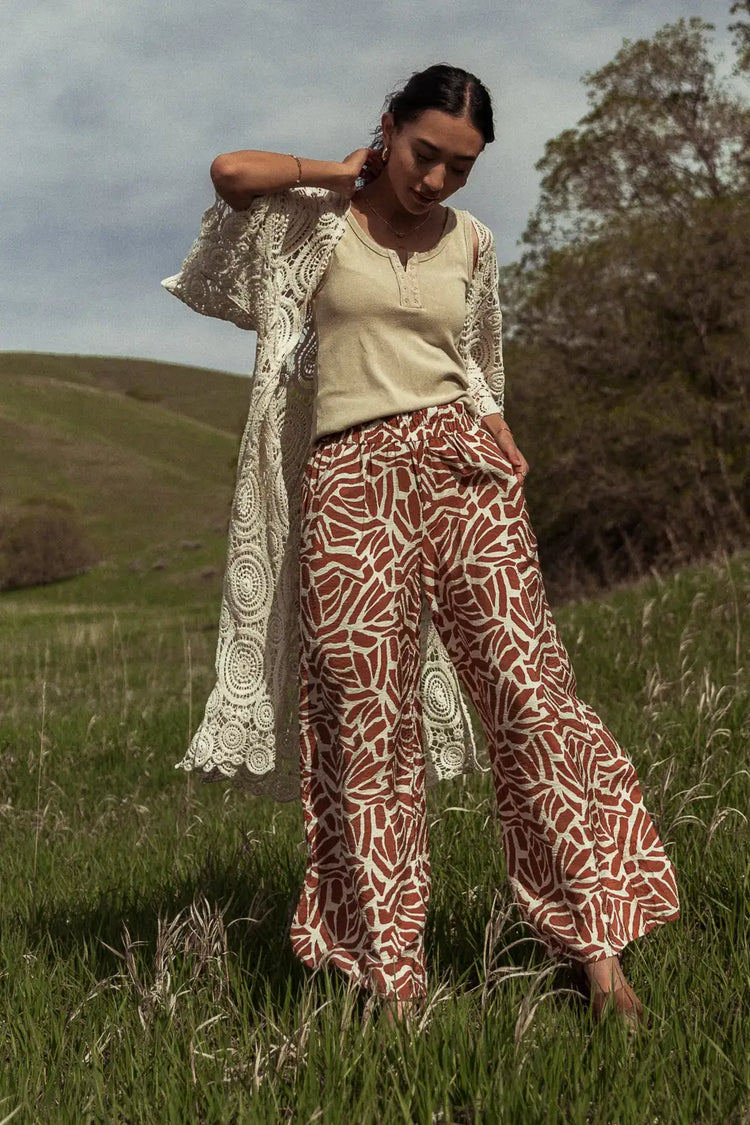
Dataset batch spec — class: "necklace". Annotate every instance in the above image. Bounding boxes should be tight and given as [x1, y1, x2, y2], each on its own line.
[362, 197, 435, 240]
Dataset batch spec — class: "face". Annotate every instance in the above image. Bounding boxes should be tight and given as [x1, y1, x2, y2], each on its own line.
[382, 108, 485, 213]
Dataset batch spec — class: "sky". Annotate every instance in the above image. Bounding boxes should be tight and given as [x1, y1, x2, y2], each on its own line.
[3, 0, 743, 376]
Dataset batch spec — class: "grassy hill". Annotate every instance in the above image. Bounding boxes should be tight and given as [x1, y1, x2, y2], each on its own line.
[0, 352, 252, 606]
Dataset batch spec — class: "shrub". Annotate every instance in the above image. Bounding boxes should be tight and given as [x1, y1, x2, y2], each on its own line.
[0, 499, 97, 591]
[125, 386, 162, 403]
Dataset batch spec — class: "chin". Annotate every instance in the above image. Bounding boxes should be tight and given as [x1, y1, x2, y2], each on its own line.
[406, 187, 436, 211]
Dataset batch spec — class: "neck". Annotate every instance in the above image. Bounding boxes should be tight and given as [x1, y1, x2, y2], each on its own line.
[358, 174, 423, 227]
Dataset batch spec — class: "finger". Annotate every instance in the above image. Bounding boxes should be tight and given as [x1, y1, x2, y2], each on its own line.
[509, 446, 529, 476]
[507, 451, 527, 484]
[343, 148, 371, 170]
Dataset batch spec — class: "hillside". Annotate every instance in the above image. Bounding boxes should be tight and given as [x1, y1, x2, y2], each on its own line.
[0, 352, 252, 606]
[0, 352, 252, 433]
[2, 350, 746, 610]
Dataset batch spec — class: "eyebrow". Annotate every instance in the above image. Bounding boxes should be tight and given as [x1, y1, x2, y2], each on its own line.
[414, 137, 479, 163]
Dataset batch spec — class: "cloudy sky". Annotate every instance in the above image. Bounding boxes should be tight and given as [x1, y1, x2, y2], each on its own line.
[4, 0, 742, 375]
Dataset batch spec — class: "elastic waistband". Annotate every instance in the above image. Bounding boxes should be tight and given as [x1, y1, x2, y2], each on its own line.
[313, 400, 474, 451]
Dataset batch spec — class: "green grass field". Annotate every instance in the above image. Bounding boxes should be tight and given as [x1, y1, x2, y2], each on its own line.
[1, 542, 748, 1124]
[1, 353, 748, 1122]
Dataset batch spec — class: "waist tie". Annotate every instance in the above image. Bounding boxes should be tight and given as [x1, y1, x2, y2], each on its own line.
[313, 400, 476, 456]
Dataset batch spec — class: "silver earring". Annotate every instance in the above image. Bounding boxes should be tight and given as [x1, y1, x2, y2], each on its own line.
[382, 145, 389, 164]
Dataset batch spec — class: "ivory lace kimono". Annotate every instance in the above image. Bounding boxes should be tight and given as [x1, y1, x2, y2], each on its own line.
[162, 186, 505, 802]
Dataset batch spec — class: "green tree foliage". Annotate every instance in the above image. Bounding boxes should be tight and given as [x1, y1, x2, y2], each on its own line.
[504, 15, 750, 599]
[522, 17, 750, 254]
[730, 0, 750, 71]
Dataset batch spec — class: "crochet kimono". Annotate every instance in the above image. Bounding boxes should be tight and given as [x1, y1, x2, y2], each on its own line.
[162, 186, 506, 801]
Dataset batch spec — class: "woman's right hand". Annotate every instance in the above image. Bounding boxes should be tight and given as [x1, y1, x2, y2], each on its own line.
[335, 147, 385, 197]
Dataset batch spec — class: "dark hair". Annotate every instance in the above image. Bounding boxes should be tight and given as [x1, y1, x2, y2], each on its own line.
[373, 63, 495, 149]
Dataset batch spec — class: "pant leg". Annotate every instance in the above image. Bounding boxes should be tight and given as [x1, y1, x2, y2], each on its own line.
[418, 415, 681, 963]
[289, 423, 431, 999]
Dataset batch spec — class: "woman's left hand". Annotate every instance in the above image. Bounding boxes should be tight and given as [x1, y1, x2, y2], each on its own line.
[480, 414, 530, 487]
[337, 148, 385, 197]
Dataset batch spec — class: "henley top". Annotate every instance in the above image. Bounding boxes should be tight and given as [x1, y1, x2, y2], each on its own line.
[311, 206, 478, 440]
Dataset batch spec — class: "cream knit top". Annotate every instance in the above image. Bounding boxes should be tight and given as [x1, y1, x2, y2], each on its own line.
[311, 206, 477, 440]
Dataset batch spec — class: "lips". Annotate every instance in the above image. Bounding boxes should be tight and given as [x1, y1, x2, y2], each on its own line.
[411, 188, 437, 206]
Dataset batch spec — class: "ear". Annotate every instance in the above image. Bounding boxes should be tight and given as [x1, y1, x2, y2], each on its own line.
[381, 111, 394, 147]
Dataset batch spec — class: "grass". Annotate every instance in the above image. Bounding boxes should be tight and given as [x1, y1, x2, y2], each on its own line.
[0, 544, 748, 1123]
[0, 351, 250, 606]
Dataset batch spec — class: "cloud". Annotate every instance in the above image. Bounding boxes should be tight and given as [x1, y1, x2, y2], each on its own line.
[2, 0, 741, 374]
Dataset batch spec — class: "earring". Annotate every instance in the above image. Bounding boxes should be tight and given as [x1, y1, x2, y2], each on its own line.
[382, 145, 389, 164]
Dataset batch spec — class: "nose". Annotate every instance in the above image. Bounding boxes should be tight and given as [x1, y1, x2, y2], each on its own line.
[422, 164, 445, 195]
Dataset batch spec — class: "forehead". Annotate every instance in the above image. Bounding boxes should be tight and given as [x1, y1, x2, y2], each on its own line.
[400, 108, 485, 158]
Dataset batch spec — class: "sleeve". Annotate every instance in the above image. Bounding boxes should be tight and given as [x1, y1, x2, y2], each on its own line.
[465, 224, 505, 418]
[161, 190, 273, 332]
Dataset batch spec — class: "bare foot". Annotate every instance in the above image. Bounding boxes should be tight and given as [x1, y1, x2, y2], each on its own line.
[382, 997, 421, 1027]
[581, 956, 645, 1032]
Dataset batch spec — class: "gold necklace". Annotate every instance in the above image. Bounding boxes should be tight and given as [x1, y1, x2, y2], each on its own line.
[362, 198, 434, 240]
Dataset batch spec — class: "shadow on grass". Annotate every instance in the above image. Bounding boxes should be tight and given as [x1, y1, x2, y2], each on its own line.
[13, 839, 310, 1004]
[10, 839, 569, 1014]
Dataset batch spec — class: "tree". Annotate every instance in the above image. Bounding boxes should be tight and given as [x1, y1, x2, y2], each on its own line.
[730, 0, 750, 71]
[501, 14, 750, 598]
[522, 18, 750, 258]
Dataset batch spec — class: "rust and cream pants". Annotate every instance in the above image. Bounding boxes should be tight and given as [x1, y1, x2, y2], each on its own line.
[289, 401, 680, 1000]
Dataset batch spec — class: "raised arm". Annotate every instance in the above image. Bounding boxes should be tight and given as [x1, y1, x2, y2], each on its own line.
[210, 148, 384, 210]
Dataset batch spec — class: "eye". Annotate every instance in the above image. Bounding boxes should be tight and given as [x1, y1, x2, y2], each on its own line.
[451, 166, 471, 178]
[414, 152, 432, 165]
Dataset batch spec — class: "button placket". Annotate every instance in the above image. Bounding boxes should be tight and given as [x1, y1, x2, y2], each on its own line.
[391, 251, 423, 309]
[406, 255, 421, 308]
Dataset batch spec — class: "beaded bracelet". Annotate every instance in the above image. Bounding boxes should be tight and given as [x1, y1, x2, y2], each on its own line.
[289, 153, 303, 184]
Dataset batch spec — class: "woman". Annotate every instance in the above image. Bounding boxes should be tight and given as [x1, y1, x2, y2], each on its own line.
[162, 64, 680, 1031]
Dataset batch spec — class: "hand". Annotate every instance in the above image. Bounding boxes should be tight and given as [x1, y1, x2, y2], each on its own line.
[480, 414, 530, 488]
[335, 147, 385, 197]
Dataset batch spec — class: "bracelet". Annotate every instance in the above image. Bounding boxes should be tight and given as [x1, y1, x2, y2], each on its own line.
[289, 153, 303, 184]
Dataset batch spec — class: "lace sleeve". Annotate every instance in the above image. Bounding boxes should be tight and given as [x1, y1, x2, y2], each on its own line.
[161, 190, 273, 332]
[464, 221, 505, 418]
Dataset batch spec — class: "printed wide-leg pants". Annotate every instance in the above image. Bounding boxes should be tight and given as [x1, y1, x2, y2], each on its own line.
[289, 401, 680, 1000]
